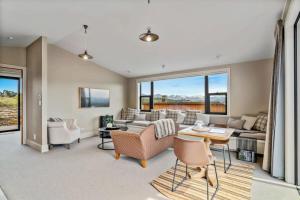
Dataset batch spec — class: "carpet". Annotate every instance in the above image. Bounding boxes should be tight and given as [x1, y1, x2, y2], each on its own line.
[151, 160, 255, 200]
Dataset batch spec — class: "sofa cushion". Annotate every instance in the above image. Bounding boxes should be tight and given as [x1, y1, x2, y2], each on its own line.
[227, 118, 245, 129]
[134, 113, 146, 121]
[159, 111, 166, 120]
[253, 113, 268, 131]
[114, 119, 133, 125]
[209, 115, 229, 126]
[239, 132, 266, 140]
[176, 112, 186, 123]
[196, 113, 210, 126]
[241, 115, 257, 130]
[183, 110, 199, 125]
[131, 121, 151, 127]
[166, 110, 179, 122]
[179, 124, 193, 130]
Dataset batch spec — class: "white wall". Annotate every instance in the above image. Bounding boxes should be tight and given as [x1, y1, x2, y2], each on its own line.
[47, 44, 128, 138]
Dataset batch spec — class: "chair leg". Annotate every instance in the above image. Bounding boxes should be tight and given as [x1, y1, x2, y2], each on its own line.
[115, 152, 120, 160]
[65, 144, 70, 149]
[223, 144, 232, 173]
[171, 159, 178, 192]
[78, 138, 80, 143]
[171, 159, 188, 192]
[206, 161, 219, 200]
[206, 166, 209, 200]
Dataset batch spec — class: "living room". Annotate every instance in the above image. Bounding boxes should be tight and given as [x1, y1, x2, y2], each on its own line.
[0, 0, 299, 199]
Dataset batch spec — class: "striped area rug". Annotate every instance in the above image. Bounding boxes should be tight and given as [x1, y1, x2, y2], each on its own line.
[151, 161, 255, 200]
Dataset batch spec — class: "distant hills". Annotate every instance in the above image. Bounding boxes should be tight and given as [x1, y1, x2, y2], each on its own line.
[151, 94, 225, 103]
[0, 90, 17, 97]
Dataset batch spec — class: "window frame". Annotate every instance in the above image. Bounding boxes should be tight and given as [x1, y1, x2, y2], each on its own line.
[139, 82, 153, 112]
[138, 70, 229, 115]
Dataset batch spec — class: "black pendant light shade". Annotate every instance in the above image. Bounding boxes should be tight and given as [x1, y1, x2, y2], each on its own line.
[78, 50, 93, 60]
[139, 28, 159, 42]
[78, 25, 93, 60]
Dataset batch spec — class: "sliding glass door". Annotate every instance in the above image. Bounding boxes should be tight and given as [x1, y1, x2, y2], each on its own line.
[0, 76, 20, 132]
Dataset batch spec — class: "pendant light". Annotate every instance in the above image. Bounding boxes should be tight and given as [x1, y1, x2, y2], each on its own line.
[78, 25, 93, 60]
[139, 0, 159, 42]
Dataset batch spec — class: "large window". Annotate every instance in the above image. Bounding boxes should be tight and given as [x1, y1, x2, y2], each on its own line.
[139, 72, 228, 114]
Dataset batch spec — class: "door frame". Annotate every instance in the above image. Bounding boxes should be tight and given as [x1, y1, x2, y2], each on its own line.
[0, 64, 26, 145]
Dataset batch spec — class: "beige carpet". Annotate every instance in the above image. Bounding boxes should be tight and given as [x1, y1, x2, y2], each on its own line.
[152, 161, 255, 200]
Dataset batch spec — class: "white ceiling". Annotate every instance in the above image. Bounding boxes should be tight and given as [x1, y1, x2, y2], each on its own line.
[0, 0, 285, 77]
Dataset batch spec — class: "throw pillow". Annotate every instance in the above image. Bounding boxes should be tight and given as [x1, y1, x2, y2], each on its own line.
[120, 108, 126, 120]
[196, 113, 210, 126]
[183, 110, 199, 125]
[134, 113, 146, 121]
[176, 112, 186, 124]
[159, 111, 166, 120]
[241, 115, 257, 130]
[150, 110, 160, 121]
[253, 113, 268, 131]
[227, 118, 245, 129]
[125, 108, 136, 120]
[166, 110, 179, 122]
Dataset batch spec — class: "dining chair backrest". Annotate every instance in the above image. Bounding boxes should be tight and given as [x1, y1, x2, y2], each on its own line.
[174, 136, 210, 166]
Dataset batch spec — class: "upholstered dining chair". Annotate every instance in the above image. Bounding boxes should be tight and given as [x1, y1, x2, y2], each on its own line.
[172, 136, 219, 200]
[211, 139, 231, 173]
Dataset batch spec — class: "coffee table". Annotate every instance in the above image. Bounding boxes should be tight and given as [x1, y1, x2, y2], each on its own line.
[98, 127, 119, 150]
[98, 127, 128, 150]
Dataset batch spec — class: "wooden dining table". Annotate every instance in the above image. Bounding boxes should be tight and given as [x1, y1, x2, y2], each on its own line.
[178, 126, 235, 186]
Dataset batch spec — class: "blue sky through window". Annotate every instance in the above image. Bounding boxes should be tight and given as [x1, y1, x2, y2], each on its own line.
[0, 78, 18, 92]
[154, 76, 205, 96]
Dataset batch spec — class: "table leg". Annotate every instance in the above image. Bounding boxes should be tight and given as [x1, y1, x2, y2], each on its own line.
[187, 138, 217, 187]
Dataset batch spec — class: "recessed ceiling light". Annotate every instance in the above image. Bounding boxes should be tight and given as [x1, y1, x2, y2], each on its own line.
[7, 36, 14, 40]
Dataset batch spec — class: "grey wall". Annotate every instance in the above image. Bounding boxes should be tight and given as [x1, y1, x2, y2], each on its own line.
[128, 59, 273, 116]
[0, 46, 26, 66]
[47, 44, 128, 137]
[26, 37, 48, 152]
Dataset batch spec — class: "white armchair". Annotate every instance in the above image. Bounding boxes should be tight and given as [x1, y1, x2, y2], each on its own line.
[48, 119, 81, 149]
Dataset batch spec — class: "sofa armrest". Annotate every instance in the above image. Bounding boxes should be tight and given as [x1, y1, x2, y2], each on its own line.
[111, 130, 146, 159]
[48, 121, 66, 128]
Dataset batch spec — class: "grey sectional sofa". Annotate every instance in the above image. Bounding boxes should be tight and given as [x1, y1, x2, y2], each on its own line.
[114, 110, 266, 155]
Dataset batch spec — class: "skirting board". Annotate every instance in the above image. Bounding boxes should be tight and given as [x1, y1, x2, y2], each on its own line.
[26, 139, 49, 153]
[80, 130, 98, 139]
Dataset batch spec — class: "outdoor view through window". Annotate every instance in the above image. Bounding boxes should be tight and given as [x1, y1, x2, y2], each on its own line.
[0, 77, 20, 132]
[140, 73, 228, 114]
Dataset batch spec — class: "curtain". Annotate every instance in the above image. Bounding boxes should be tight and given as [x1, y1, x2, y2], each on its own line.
[263, 20, 285, 179]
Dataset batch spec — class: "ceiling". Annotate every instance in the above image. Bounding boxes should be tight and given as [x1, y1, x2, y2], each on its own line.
[0, 0, 285, 77]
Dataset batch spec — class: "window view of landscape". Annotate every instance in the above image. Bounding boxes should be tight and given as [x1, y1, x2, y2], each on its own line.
[140, 73, 228, 113]
[0, 77, 19, 132]
[153, 76, 205, 111]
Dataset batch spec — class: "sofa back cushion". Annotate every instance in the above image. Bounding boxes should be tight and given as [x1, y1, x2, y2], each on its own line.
[134, 113, 146, 121]
[227, 118, 245, 129]
[183, 110, 199, 125]
[241, 115, 257, 130]
[196, 113, 210, 126]
[253, 113, 268, 131]
[209, 115, 229, 126]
